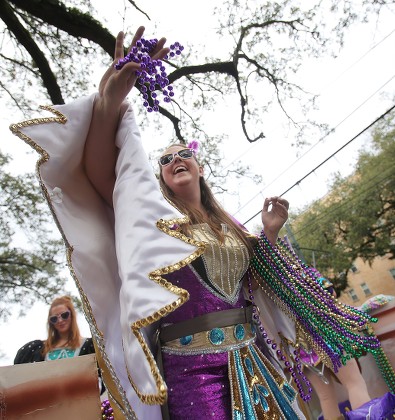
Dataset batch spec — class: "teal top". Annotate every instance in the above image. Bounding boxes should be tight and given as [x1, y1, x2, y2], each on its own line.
[45, 340, 84, 361]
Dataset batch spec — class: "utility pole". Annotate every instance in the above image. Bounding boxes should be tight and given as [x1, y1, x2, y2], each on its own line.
[284, 224, 306, 263]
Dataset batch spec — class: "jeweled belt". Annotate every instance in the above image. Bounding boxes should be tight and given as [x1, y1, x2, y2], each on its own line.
[156, 304, 255, 420]
[159, 304, 255, 354]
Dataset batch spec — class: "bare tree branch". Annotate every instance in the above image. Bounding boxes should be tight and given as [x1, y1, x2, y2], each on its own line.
[8, 0, 116, 56]
[0, 0, 64, 104]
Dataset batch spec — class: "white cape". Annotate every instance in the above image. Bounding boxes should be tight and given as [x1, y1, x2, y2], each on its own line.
[10, 94, 203, 419]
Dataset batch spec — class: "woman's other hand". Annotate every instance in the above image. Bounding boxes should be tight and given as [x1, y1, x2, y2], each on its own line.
[261, 196, 289, 244]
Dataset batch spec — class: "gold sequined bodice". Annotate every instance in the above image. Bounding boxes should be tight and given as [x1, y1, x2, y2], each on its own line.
[190, 224, 249, 303]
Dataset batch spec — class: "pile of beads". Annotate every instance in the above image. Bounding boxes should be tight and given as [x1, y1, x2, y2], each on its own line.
[115, 38, 184, 112]
[247, 230, 395, 399]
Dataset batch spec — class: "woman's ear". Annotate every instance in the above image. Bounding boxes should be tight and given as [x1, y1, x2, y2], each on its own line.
[199, 166, 204, 177]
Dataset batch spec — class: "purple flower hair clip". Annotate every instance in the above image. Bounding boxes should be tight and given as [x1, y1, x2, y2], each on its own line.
[187, 140, 199, 154]
[115, 38, 184, 113]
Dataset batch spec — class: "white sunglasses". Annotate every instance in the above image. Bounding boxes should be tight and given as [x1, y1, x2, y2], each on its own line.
[158, 148, 195, 167]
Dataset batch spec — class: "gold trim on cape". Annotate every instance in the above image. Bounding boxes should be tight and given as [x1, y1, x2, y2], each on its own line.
[10, 105, 206, 414]
[127, 216, 206, 405]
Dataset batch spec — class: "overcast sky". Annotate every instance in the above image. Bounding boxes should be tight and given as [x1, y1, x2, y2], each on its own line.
[1, 0, 395, 365]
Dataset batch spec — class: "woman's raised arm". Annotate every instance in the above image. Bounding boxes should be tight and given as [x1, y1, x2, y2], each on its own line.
[84, 27, 169, 206]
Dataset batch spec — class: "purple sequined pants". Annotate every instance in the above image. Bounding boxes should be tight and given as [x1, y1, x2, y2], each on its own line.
[163, 351, 231, 419]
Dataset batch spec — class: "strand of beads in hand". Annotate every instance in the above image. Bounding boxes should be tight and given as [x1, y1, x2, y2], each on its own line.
[115, 38, 184, 112]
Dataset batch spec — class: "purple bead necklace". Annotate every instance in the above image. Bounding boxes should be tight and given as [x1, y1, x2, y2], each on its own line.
[246, 270, 313, 402]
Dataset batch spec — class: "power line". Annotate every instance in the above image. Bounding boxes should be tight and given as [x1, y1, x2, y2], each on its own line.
[289, 164, 392, 222]
[234, 73, 395, 217]
[291, 167, 394, 241]
[243, 103, 395, 225]
[318, 27, 395, 94]
[221, 27, 395, 180]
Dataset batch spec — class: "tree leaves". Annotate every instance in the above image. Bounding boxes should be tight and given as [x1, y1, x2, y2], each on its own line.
[289, 114, 395, 293]
[2, 0, 394, 141]
[0, 151, 66, 319]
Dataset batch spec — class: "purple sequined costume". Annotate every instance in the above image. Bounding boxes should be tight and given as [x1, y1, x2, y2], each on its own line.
[160, 261, 302, 419]
[162, 264, 242, 418]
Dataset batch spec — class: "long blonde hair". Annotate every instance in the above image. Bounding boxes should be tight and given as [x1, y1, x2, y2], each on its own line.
[43, 295, 81, 355]
[159, 144, 253, 255]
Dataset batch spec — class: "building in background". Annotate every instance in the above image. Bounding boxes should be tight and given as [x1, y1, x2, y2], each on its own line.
[338, 254, 395, 306]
